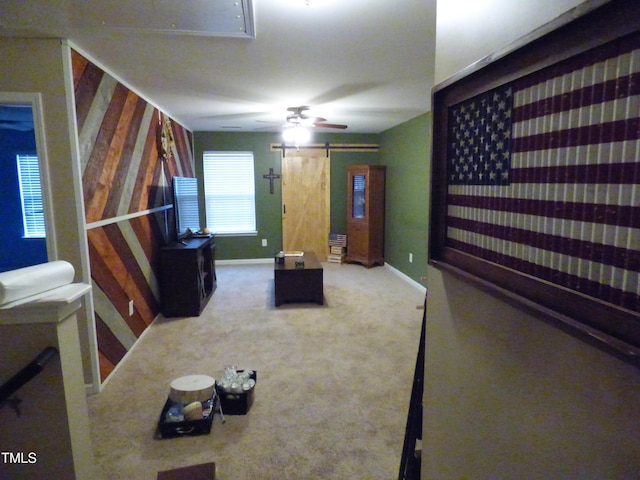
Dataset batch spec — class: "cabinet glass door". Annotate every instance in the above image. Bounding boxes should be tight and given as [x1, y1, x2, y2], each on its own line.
[352, 174, 366, 218]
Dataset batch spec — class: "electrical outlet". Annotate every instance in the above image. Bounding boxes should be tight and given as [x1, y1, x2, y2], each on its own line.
[128, 300, 134, 316]
[261, 238, 268, 247]
[409, 253, 413, 263]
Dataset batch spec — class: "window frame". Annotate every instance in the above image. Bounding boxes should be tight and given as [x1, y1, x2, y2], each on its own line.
[0, 92, 56, 260]
[202, 151, 257, 237]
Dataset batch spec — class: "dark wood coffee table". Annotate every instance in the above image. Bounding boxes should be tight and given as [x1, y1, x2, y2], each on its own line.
[274, 252, 324, 306]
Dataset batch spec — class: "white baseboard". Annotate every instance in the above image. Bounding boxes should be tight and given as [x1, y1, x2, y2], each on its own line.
[384, 263, 427, 293]
[216, 258, 274, 265]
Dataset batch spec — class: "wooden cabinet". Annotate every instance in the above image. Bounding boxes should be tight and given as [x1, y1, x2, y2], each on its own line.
[346, 165, 386, 268]
[160, 236, 216, 317]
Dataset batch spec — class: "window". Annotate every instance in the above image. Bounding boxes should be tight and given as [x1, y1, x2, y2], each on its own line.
[203, 151, 256, 235]
[172, 176, 201, 236]
[16, 153, 46, 238]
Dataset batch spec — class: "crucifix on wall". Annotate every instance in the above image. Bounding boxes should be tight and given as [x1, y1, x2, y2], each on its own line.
[262, 168, 281, 194]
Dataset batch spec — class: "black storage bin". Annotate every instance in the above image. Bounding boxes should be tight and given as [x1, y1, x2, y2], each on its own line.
[216, 370, 256, 415]
[157, 396, 217, 438]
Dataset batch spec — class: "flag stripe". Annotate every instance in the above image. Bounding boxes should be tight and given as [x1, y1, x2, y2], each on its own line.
[510, 162, 640, 184]
[512, 140, 640, 168]
[514, 94, 640, 140]
[447, 216, 640, 270]
[447, 205, 640, 250]
[512, 118, 640, 152]
[514, 74, 640, 123]
[446, 237, 640, 312]
[446, 229, 636, 294]
[448, 194, 639, 227]
[447, 182, 639, 206]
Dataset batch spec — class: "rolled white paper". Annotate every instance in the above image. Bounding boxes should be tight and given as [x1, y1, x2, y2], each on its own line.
[0, 261, 75, 306]
[169, 375, 216, 404]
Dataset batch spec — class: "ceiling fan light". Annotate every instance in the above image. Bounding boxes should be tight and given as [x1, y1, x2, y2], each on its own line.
[282, 126, 311, 144]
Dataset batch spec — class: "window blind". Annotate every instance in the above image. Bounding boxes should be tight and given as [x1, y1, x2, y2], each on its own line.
[173, 177, 200, 234]
[203, 151, 256, 235]
[16, 154, 46, 238]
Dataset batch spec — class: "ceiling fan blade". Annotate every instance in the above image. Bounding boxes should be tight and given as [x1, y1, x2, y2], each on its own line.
[313, 123, 348, 130]
[287, 106, 310, 115]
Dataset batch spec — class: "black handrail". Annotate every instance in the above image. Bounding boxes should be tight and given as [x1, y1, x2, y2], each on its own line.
[0, 347, 59, 405]
[398, 291, 426, 480]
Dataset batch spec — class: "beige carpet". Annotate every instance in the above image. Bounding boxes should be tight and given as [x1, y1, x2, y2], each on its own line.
[88, 262, 425, 479]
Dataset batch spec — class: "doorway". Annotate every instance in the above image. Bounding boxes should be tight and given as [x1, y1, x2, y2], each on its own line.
[0, 93, 52, 272]
[281, 148, 330, 260]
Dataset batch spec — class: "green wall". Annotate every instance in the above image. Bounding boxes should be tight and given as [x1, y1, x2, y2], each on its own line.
[379, 113, 432, 283]
[193, 117, 432, 284]
[193, 131, 380, 260]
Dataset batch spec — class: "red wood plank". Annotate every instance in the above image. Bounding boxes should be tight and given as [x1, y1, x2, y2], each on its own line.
[83, 83, 130, 221]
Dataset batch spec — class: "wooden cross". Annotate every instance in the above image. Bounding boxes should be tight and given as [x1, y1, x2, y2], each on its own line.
[262, 168, 281, 194]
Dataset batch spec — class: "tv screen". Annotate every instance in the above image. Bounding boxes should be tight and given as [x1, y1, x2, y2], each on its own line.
[172, 176, 200, 239]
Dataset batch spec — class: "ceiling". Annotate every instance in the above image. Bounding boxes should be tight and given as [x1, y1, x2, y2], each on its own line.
[0, 0, 435, 134]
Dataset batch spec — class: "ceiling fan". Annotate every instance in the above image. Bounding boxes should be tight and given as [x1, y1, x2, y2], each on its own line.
[282, 106, 347, 144]
[284, 106, 348, 130]
[255, 106, 348, 131]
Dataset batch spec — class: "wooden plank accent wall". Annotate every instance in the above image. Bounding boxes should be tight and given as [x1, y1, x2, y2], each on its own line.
[72, 50, 194, 381]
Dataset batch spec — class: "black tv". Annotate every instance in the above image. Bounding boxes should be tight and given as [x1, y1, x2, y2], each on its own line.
[172, 176, 201, 240]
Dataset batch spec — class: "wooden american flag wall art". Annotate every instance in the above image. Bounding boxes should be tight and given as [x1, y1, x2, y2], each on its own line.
[430, 0, 640, 363]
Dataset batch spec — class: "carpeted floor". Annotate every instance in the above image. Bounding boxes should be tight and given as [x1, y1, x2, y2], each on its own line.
[88, 262, 425, 479]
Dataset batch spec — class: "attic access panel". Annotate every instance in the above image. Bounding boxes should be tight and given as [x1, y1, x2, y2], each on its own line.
[0, 0, 255, 38]
[429, 0, 640, 365]
[76, 0, 255, 37]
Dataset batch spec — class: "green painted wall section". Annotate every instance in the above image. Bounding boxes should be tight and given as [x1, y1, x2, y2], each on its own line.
[193, 131, 380, 260]
[379, 112, 432, 284]
[193, 117, 432, 283]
